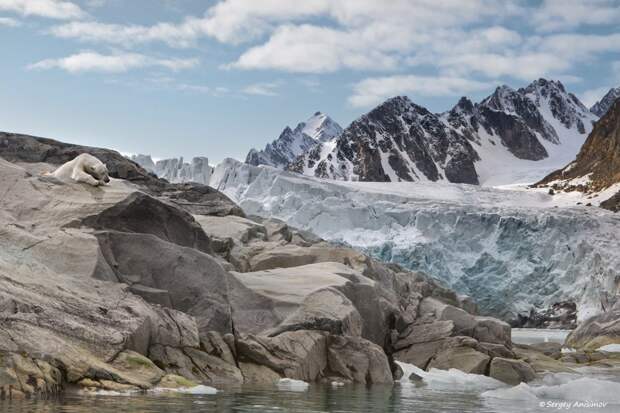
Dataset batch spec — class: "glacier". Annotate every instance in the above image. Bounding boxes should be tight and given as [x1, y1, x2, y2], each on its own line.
[210, 160, 620, 323]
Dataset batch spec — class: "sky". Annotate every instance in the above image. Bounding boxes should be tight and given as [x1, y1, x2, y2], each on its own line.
[1, 0, 620, 163]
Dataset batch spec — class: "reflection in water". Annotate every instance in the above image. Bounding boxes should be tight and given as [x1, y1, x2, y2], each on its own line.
[2, 378, 620, 413]
[2, 331, 617, 413]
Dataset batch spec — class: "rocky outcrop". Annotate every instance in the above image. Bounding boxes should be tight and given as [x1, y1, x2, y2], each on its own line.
[488, 357, 536, 385]
[1, 134, 591, 395]
[0, 132, 243, 217]
[565, 309, 620, 350]
[536, 98, 620, 212]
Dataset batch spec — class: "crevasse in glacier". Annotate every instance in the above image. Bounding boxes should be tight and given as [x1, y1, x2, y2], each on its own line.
[210, 160, 620, 322]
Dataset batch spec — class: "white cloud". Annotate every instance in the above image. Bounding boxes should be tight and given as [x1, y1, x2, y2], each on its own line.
[436, 53, 571, 81]
[242, 82, 280, 96]
[49, 19, 207, 48]
[0, 0, 85, 19]
[28, 51, 198, 73]
[230, 24, 398, 73]
[349, 75, 491, 108]
[0, 16, 21, 26]
[579, 87, 610, 108]
[533, 0, 620, 32]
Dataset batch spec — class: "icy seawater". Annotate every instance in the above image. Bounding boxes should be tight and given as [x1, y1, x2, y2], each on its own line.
[3, 361, 620, 412]
[2, 374, 618, 413]
[512, 328, 571, 345]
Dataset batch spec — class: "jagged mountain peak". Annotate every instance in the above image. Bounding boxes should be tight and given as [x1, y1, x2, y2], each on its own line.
[591, 87, 620, 117]
[291, 79, 598, 186]
[524, 78, 566, 93]
[245, 111, 342, 168]
[450, 96, 475, 115]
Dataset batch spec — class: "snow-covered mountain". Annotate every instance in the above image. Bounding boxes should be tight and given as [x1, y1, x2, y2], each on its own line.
[245, 112, 342, 168]
[590, 87, 620, 117]
[210, 159, 620, 323]
[130, 154, 212, 185]
[289, 79, 598, 186]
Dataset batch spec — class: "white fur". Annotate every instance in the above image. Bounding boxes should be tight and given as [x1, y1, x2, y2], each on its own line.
[49, 153, 110, 186]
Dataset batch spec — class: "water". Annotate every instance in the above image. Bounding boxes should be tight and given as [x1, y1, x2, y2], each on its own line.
[512, 328, 571, 345]
[2, 330, 619, 413]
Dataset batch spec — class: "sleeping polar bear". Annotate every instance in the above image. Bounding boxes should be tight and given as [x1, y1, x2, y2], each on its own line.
[49, 153, 110, 186]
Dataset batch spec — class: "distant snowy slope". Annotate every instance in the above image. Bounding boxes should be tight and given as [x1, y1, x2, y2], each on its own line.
[246, 112, 342, 168]
[290, 79, 597, 186]
[211, 159, 620, 323]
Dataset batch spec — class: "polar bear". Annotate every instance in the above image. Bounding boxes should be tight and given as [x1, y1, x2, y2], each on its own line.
[48, 153, 110, 186]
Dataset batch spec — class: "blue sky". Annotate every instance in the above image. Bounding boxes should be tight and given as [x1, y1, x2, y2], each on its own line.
[1, 0, 620, 163]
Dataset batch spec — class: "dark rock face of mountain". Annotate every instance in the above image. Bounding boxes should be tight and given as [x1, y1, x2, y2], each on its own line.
[290, 79, 596, 185]
[246, 112, 342, 168]
[591, 87, 620, 117]
[246, 125, 317, 168]
[537, 98, 620, 212]
[291, 96, 481, 184]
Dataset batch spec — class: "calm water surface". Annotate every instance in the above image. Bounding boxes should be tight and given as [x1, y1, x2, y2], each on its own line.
[2, 330, 618, 413]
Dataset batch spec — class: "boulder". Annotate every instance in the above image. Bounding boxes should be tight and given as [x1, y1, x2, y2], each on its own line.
[513, 344, 575, 373]
[565, 310, 620, 350]
[236, 331, 328, 382]
[229, 262, 374, 336]
[528, 342, 562, 359]
[110, 350, 165, 386]
[80, 192, 212, 254]
[238, 363, 281, 385]
[489, 357, 536, 385]
[195, 215, 267, 244]
[418, 298, 511, 346]
[326, 335, 393, 384]
[95, 231, 233, 335]
[267, 288, 363, 337]
[427, 347, 490, 374]
[394, 321, 454, 350]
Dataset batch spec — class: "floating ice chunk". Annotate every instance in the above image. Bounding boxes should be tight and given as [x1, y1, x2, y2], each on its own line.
[395, 361, 506, 391]
[277, 378, 309, 392]
[597, 344, 620, 353]
[482, 377, 620, 403]
[150, 385, 217, 395]
[331, 381, 345, 387]
[80, 389, 140, 396]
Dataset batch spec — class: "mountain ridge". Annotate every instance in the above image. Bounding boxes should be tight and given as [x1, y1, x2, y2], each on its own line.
[289, 78, 597, 186]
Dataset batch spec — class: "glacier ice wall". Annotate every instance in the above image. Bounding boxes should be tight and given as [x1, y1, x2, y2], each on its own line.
[210, 161, 620, 322]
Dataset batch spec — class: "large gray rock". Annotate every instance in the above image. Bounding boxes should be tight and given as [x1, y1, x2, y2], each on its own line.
[489, 357, 536, 385]
[95, 231, 233, 335]
[80, 192, 212, 254]
[236, 331, 392, 384]
[427, 346, 490, 374]
[267, 288, 363, 337]
[236, 331, 328, 382]
[565, 310, 620, 350]
[327, 335, 393, 384]
[418, 298, 511, 346]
